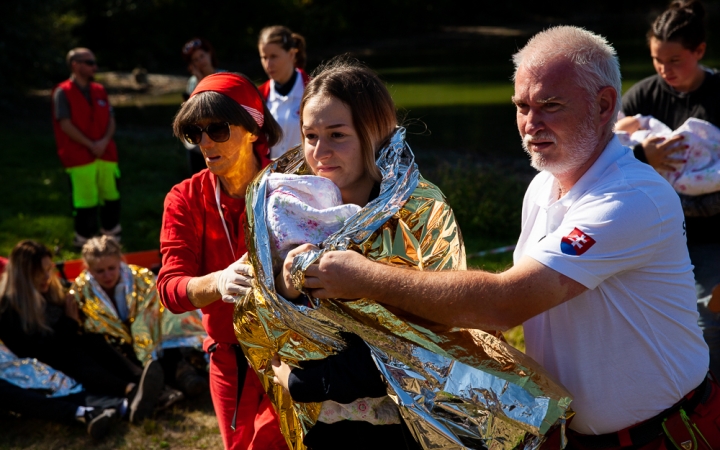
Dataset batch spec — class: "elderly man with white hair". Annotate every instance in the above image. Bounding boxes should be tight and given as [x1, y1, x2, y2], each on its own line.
[298, 26, 720, 448]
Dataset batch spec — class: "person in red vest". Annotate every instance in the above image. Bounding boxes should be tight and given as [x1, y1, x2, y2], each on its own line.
[52, 48, 121, 248]
[258, 26, 310, 160]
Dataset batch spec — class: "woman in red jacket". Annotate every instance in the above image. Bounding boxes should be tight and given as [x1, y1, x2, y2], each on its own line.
[158, 72, 286, 450]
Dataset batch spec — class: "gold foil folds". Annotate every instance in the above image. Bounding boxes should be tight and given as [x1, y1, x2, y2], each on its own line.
[72, 263, 204, 363]
[234, 128, 572, 450]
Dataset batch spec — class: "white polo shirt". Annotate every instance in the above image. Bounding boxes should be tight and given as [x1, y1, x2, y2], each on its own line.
[267, 69, 304, 159]
[514, 136, 708, 435]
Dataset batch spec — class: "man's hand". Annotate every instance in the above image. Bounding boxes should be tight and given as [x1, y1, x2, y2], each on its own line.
[642, 135, 687, 171]
[304, 250, 372, 300]
[90, 137, 110, 157]
[216, 253, 254, 303]
[270, 354, 291, 391]
[275, 243, 319, 300]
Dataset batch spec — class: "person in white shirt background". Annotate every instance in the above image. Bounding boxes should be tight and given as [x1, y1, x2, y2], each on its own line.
[257, 26, 310, 160]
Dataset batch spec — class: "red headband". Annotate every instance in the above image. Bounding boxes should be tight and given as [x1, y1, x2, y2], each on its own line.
[190, 72, 271, 167]
[191, 72, 265, 127]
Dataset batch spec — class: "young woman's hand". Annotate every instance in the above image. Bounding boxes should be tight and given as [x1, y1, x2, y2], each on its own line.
[270, 354, 291, 391]
[275, 243, 319, 300]
[642, 134, 687, 172]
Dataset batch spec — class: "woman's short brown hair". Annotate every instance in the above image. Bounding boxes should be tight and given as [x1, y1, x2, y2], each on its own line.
[300, 57, 397, 182]
[172, 73, 282, 148]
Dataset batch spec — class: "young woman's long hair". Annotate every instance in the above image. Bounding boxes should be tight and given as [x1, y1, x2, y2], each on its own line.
[0, 240, 65, 334]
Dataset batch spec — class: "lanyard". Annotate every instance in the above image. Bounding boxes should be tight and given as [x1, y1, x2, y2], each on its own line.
[215, 177, 237, 261]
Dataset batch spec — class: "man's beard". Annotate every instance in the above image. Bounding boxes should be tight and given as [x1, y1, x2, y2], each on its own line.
[522, 115, 598, 176]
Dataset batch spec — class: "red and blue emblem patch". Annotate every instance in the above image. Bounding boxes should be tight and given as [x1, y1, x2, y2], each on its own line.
[560, 227, 596, 256]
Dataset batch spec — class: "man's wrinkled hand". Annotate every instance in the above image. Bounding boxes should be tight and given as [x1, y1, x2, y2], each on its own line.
[303, 250, 371, 300]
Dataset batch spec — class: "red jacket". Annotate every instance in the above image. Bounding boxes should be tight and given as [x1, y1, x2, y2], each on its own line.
[52, 79, 118, 168]
[157, 169, 248, 346]
[258, 68, 310, 101]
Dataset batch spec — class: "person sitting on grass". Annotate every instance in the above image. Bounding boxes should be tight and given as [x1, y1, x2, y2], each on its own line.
[0, 240, 164, 424]
[0, 342, 121, 440]
[72, 236, 208, 400]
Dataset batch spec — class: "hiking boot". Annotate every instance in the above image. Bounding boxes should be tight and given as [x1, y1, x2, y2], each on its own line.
[175, 359, 208, 397]
[157, 386, 185, 411]
[128, 359, 164, 424]
[79, 408, 116, 439]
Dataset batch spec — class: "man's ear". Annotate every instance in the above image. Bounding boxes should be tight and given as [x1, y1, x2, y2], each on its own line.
[249, 133, 259, 143]
[596, 86, 617, 127]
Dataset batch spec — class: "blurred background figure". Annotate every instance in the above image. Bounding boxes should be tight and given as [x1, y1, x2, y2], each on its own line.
[72, 236, 208, 401]
[258, 26, 310, 159]
[0, 240, 164, 424]
[621, 0, 720, 379]
[181, 38, 223, 175]
[52, 47, 121, 248]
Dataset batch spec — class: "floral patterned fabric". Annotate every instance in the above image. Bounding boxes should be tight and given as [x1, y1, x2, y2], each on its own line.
[617, 115, 720, 195]
[316, 396, 401, 426]
[266, 173, 360, 269]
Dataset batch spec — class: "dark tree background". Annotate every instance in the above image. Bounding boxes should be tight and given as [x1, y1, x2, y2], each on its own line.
[2, 0, 719, 98]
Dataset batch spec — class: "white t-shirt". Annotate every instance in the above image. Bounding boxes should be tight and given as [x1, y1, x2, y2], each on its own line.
[514, 136, 708, 435]
[267, 69, 304, 159]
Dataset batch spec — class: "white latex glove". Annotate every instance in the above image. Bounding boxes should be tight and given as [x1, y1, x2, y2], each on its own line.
[216, 253, 254, 303]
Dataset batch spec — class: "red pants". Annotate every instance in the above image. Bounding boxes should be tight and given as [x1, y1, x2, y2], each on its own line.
[208, 342, 287, 450]
[552, 376, 720, 450]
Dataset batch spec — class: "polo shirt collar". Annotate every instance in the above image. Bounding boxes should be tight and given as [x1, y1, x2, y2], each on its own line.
[268, 69, 302, 102]
[534, 134, 627, 210]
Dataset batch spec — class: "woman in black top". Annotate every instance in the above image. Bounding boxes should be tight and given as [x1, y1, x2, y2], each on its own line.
[622, 0, 720, 377]
[0, 240, 164, 423]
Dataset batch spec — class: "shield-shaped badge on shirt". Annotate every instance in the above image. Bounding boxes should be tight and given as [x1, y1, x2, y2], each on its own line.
[560, 227, 596, 256]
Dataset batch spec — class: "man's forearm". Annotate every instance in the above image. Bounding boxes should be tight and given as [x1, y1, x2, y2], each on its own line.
[104, 116, 116, 141]
[358, 262, 519, 330]
[59, 119, 93, 149]
[309, 252, 586, 331]
[186, 272, 221, 308]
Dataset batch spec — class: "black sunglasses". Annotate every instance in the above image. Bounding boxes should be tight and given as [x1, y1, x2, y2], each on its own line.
[76, 59, 97, 66]
[182, 122, 231, 145]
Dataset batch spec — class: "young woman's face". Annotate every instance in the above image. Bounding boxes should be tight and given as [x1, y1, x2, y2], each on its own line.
[33, 256, 54, 294]
[196, 122, 258, 179]
[190, 49, 213, 74]
[302, 95, 374, 205]
[87, 255, 122, 291]
[650, 37, 706, 93]
[258, 42, 297, 85]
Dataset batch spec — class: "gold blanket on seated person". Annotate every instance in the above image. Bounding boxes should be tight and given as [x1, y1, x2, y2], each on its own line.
[72, 263, 204, 363]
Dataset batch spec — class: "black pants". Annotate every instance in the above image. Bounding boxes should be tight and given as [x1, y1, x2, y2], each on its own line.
[0, 379, 123, 424]
[48, 333, 143, 398]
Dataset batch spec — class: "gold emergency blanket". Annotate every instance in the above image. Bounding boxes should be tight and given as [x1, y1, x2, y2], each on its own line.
[72, 263, 204, 363]
[234, 128, 572, 450]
